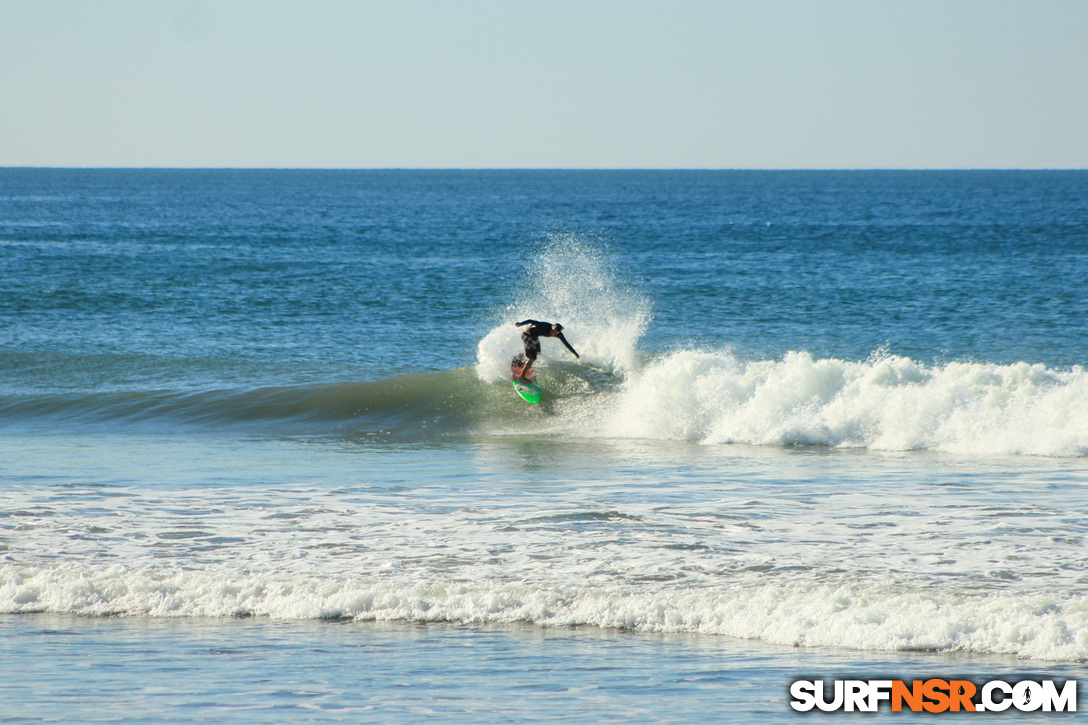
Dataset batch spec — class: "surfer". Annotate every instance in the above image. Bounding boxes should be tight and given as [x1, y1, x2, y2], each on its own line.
[514, 319, 579, 380]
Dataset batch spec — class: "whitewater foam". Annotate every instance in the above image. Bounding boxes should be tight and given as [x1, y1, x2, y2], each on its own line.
[472, 237, 1088, 458]
[4, 564, 1086, 661]
[603, 350, 1088, 457]
[4, 448, 1087, 664]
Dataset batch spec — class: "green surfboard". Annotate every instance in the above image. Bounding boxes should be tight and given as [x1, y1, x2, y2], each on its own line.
[512, 378, 542, 404]
[510, 355, 542, 404]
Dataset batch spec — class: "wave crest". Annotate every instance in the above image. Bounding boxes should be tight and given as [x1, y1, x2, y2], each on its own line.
[605, 350, 1088, 456]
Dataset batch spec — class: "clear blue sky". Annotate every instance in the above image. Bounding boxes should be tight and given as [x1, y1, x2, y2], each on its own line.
[2, 0, 1086, 168]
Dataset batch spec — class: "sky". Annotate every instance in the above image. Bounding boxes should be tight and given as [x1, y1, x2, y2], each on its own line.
[2, 0, 1086, 169]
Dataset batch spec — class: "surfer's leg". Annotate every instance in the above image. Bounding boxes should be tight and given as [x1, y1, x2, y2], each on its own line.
[520, 333, 540, 380]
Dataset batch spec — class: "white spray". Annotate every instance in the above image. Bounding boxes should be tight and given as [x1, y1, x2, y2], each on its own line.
[475, 235, 651, 382]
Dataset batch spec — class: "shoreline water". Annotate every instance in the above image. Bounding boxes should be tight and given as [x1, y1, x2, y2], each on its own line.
[5, 613, 1085, 724]
[4, 432, 1087, 662]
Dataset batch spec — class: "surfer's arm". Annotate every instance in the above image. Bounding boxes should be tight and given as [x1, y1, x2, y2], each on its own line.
[515, 319, 534, 327]
[556, 332, 579, 358]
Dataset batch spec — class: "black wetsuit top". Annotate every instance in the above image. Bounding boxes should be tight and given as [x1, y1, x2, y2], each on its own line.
[518, 320, 554, 339]
[516, 320, 579, 359]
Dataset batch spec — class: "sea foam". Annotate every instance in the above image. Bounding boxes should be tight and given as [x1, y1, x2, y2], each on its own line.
[604, 350, 1088, 457]
[4, 563, 1086, 661]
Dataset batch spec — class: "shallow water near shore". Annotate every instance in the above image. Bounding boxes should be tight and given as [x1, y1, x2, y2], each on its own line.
[5, 614, 1086, 724]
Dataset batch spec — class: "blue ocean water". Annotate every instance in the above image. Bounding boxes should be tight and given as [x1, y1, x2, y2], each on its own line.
[2, 169, 1088, 722]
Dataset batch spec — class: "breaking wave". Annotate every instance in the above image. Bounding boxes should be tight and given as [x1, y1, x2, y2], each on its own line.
[603, 350, 1088, 457]
[4, 238, 1086, 456]
[4, 564, 1086, 661]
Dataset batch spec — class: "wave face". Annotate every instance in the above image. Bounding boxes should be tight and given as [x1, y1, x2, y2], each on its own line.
[0, 371, 486, 435]
[5, 352, 1087, 457]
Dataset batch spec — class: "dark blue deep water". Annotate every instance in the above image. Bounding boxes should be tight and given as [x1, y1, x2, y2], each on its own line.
[3, 170, 1086, 392]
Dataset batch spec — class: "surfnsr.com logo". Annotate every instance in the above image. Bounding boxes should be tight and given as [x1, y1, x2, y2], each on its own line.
[790, 679, 1077, 713]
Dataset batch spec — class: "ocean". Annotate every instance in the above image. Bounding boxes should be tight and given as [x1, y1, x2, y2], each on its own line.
[2, 169, 1087, 722]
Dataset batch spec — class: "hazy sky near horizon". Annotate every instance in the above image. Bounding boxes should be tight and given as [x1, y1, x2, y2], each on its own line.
[2, 0, 1086, 169]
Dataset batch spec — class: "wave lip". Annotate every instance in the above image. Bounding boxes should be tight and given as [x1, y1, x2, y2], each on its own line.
[4, 564, 1087, 662]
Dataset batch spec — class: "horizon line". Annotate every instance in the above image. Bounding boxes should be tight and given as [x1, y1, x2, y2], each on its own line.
[2, 166, 1086, 172]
